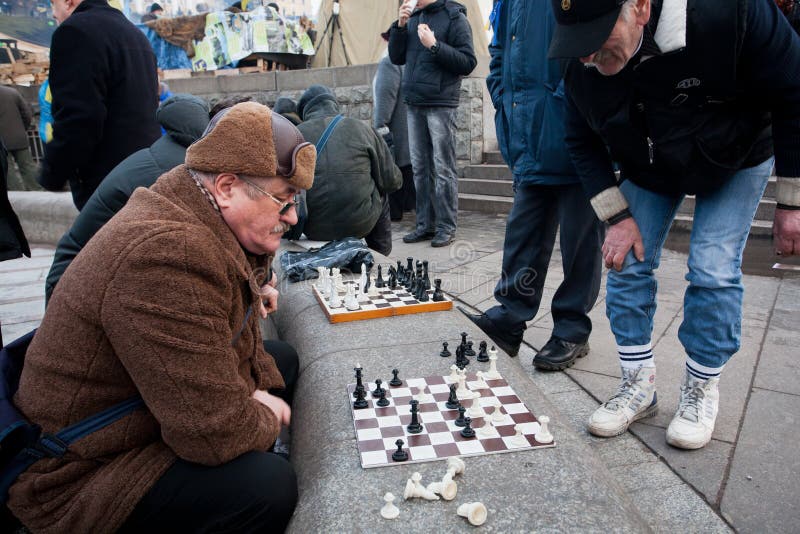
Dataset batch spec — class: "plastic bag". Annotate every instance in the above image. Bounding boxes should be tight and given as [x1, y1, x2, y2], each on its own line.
[279, 237, 375, 282]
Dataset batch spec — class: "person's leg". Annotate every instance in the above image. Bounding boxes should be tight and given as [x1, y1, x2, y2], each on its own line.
[427, 107, 459, 242]
[667, 157, 772, 449]
[263, 340, 298, 404]
[401, 163, 416, 212]
[364, 194, 393, 255]
[405, 106, 435, 239]
[11, 149, 39, 191]
[588, 179, 683, 437]
[120, 451, 297, 533]
[5, 152, 24, 191]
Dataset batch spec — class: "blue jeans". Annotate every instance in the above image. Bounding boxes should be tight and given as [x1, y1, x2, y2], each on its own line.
[606, 158, 773, 369]
[407, 105, 459, 235]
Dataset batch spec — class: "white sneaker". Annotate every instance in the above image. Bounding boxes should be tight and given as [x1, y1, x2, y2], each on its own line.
[588, 366, 658, 437]
[666, 371, 719, 449]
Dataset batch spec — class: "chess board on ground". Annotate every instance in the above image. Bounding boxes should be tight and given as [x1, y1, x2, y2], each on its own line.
[348, 372, 555, 468]
[312, 280, 452, 324]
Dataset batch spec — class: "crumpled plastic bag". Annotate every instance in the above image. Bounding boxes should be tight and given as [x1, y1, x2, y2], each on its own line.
[279, 237, 375, 282]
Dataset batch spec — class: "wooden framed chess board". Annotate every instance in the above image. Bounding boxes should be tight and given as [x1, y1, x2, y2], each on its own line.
[312, 281, 453, 324]
[348, 372, 555, 469]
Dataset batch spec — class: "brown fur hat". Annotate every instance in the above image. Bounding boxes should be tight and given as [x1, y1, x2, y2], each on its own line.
[185, 101, 316, 190]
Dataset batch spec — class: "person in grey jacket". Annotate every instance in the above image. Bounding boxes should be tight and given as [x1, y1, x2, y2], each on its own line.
[0, 85, 38, 191]
[44, 94, 210, 303]
[374, 33, 415, 221]
[296, 85, 401, 255]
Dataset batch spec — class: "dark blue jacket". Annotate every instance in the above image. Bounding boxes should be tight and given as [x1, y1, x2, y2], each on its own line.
[388, 0, 477, 108]
[486, 0, 577, 185]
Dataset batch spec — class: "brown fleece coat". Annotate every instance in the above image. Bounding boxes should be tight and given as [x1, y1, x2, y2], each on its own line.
[9, 165, 285, 533]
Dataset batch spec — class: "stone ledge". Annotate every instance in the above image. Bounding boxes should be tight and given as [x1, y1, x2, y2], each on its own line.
[9, 191, 77, 246]
[270, 245, 649, 532]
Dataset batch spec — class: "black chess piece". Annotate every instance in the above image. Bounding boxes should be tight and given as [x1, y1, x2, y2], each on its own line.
[353, 366, 364, 398]
[392, 439, 408, 462]
[388, 268, 397, 290]
[353, 386, 368, 409]
[406, 270, 415, 291]
[422, 260, 431, 290]
[432, 279, 444, 302]
[455, 345, 466, 370]
[440, 342, 452, 358]
[406, 257, 414, 275]
[376, 387, 390, 407]
[375, 265, 385, 288]
[419, 287, 429, 302]
[407, 400, 423, 434]
[454, 405, 467, 427]
[446, 384, 460, 409]
[460, 417, 476, 438]
[396, 260, 404, 283]
[389, 368, 402, 386]
[460, 332, 469, 351]
[372, 379, 384, 398]
[477, 340, 489, 362]
[465, 341, 476, 358]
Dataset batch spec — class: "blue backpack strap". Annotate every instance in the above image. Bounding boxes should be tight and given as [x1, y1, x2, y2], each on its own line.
[315, 114, 344, 155]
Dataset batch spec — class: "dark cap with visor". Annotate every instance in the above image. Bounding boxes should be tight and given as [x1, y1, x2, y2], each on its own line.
[548, 0, 627, 59]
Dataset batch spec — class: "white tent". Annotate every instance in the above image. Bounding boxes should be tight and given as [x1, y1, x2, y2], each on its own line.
[311, 0, 490, 68]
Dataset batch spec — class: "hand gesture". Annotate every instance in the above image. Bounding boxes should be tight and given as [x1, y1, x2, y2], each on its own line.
[257, 283, 279, 318]
[773, 208, 800, 257]
[602, 217, 645, 271]
[398, 0, 413, 27]
[418, 23, 436, 49]
[252, 389, 292, 426]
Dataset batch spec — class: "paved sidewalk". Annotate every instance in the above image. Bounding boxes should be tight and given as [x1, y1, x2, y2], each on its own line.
[2, 211, 798, 533]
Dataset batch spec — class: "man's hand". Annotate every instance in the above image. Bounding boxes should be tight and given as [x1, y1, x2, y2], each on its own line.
[418, 23, 436, 48]
[257, 283, 279, 318]
[603, 217, 645, 271]
[252, 389, 291, 426]
[773, 208, 800, 257]
[398, 0, 413, 27]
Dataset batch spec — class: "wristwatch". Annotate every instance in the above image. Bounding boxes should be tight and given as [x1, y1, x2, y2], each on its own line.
[430, 42, 440, 55]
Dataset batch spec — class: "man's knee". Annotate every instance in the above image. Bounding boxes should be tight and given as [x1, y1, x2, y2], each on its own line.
[263, 340, 299, 388]
[227, 452, 298, 531]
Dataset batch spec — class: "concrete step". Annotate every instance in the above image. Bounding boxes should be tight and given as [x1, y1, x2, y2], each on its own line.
[484, 150, 505, 164]
[458, 177, 514, 197]
[459, 193, 513, 214]
[679, 197, 776, 221]
[461, 164, 512, 181]
[765, 176, 777, 199]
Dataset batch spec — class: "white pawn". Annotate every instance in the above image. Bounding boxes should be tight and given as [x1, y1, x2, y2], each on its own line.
[315, 267, 327, 294]
[449, 365, 459, 382]
[484, 346, 502, 380]
[475, 418, 495, 438]
[535, 415, 553, 444]
[457, 502, 488, 526]
[367, 273, 379, 297]
[509, 424, 528, 448]
[329, 277, 342, 308]
[380, 492, 400, 519]
[446, 456, 466, 477]
[344, 283, 360, 311]
[417, 386, 433, 403]
[468, 399, 485, 419]
[473, 371, 489, 390]
[491, 402, 506, 424]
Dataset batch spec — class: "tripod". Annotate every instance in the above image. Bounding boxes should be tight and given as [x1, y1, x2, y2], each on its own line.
[315, 0, 351, 66]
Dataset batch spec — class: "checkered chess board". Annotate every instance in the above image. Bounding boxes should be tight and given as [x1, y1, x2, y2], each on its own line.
[348, 372, 555, 469]
[312, 280, 452, 323]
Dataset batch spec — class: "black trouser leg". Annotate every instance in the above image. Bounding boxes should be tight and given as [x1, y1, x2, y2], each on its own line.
[263, 340, 298, 404]
[120, 451, 297, 533]
[364, 195, 393, 256]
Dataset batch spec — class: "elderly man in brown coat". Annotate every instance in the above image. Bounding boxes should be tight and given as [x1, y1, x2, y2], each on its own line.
[8, 102, 317, 532]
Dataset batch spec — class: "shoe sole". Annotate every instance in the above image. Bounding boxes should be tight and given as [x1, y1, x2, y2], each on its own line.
[665, 429, 713, 450]
[456, 306, 521, 357]
[430, 240, 453, 248]
[587, 403, 659, 438]
[403, 236, 434, 243]
[532, 344, 590, 371]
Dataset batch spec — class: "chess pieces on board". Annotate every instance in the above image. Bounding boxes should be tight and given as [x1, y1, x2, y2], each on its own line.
[510, 424, 528, 447]
[432, 278, 444, 302]
[407, 400, 423, 434]
[389, 368, 402, 387]
[344, 283, 359, 311]
[477, 340, 489, 362]
[484, 346, 502, 380]
[392, 439, 408, 462]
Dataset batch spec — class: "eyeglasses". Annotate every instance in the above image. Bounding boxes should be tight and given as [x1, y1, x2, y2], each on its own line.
[237, 176, 298, 215]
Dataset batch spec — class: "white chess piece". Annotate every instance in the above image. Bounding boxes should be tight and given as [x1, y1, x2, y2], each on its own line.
[315, 267, 327, 294]
[491, 402, 506, 424]
[509, 424, 528, 447]
[457, 375, 479, 401]
[329, 277, 342, 308]
[427, 474, 458, 501]
[535, 415, 553, 443]
[457, 502, 488, 526]
[344, 283, 360, 310]
[449, 365, 459, 382]
[473, 371, 489, 390]
[468, 399, 485, 419]
[446, 456, 465, 477]
[367, 273, 379, 297]
[360, 263, 368, 292]
[475, 419, 495, 438]
[380, 492, 400, 519]
[416, 386, 433, 403]
[404, 472, 439, 501]
[484, 347, 502, 380]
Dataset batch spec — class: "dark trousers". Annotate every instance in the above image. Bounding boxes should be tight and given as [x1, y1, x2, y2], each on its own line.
[365, 194, 393, 256]
[485, 182, 604, 343]
[120, 340, 300, 533]
[388, 164, 416, 220]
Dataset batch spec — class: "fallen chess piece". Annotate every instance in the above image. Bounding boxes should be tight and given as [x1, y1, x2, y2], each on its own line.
[404, 472, 439, 501]
[446, 456, 465, 477]
[380, 492, 400, 519]
[426, 476, 457, 501]
[457, 502, 488, 526]
[509, 424, 529, 448]
[535, 415, 553, 444]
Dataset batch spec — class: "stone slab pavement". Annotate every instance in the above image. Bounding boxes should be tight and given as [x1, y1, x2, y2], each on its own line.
[2, 210, 799, 532]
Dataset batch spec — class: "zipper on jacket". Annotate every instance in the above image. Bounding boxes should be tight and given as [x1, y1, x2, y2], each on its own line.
[647, 137, 654, 165]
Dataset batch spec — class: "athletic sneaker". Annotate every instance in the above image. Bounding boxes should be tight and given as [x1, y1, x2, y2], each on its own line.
[588, 366, 658, 437]
[666, 371, 720, 450]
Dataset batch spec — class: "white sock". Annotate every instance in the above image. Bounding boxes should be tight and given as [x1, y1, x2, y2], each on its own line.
[686, 358, 723, 381]
[618, 343, 655, 370]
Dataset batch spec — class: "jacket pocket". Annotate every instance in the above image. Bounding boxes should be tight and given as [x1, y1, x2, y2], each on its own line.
[494, 102, 510, 166]
[534, 83, 574, 175]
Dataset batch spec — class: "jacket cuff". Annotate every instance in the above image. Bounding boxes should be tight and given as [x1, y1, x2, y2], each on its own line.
[776, 177, 800, 207]
[590, 186, 629, 222]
